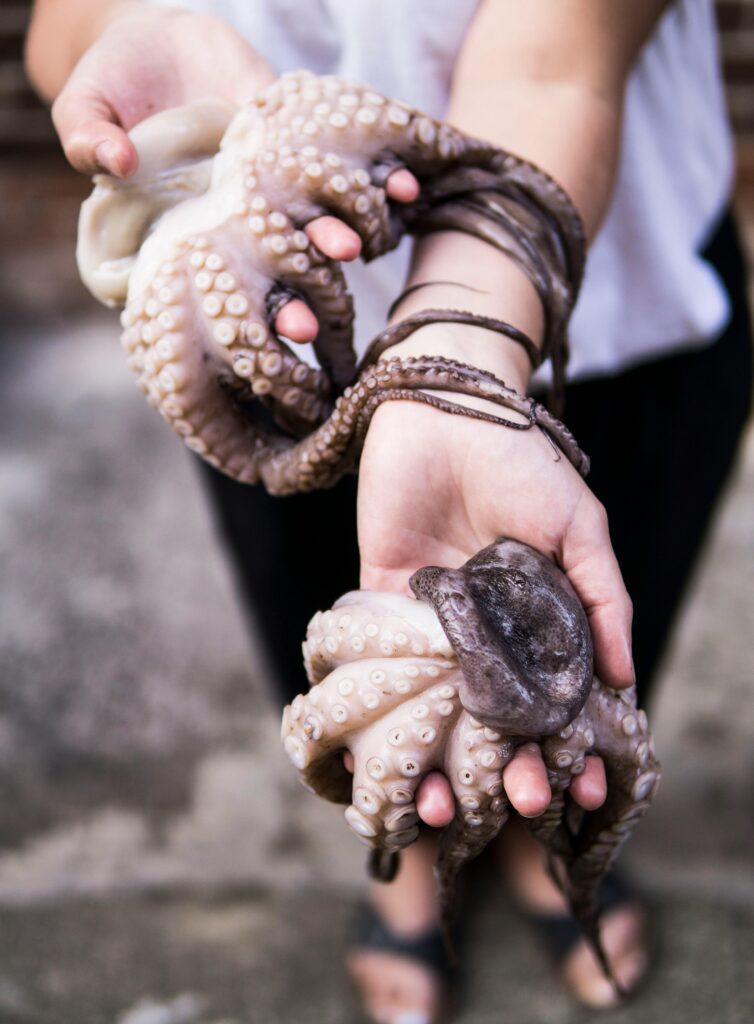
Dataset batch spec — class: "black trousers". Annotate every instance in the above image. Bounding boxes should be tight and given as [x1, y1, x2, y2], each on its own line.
[200, 212, 753, 709]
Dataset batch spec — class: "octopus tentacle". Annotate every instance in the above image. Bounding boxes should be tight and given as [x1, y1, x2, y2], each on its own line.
[435, 714, 515, 936]
[256, 349, 590, 494]
[347, 679, 464, 851]
[561, 688, 661, 912]
[302, 592, 453, 680]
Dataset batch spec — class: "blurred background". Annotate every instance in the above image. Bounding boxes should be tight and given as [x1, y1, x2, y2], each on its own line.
[0, 3, 753, 1022]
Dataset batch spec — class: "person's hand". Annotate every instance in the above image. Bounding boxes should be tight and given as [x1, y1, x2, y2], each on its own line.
[355, 318, 634, 828]
[47, 1, 419, 340]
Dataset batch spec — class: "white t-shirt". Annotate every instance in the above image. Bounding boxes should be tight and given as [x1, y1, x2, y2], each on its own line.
[152, 0, 734, 381]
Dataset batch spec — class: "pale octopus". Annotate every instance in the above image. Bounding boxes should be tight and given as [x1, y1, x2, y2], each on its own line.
[283, 539, 660, 989]
[77, 70, 588, 491]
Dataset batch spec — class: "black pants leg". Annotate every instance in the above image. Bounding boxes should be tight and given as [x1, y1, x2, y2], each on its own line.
[564, 213, 753, 706]
[200, 212, 753, 711]
[199, 467, 360, 707]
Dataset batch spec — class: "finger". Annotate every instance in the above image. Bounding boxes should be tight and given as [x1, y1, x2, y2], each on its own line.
[562, 497, 635, 689]
[385, 168, 420, 203]
[415, 771, 455, 828]
[52, 90, 137, 177]
[503, 743, 551, 817]
[343, 751, 354, 773]
[274, 298, 319, 343]
[305, 216, 361, 261]
[570, 755, 607, 811]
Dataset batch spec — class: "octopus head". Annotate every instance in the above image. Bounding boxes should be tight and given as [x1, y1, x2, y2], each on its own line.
[410, 537, 593, 736]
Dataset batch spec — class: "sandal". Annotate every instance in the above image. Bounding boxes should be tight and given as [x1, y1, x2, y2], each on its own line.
[347, 901, 457, 1024]
[521, 871, 653, 1007]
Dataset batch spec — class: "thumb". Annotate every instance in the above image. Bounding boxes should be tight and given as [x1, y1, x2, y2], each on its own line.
[52, 82, 137, 177]
[561, 495, 635, 689]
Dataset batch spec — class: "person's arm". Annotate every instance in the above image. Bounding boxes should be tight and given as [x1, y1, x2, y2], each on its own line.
[358, 0, 670, 820]
[449, 0, 670, 239]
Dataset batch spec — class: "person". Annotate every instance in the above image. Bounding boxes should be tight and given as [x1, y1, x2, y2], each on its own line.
[25, 1, 753, 1021]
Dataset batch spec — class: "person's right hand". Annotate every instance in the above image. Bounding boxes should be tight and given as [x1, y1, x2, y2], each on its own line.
[48, 1, 419, 341]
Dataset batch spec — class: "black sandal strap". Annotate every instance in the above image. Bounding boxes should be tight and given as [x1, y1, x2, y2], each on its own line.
[525, 870, 636, 962]
[351, 902, 454, 978]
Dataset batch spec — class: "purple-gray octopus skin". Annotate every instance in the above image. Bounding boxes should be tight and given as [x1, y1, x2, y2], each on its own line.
[282, 538, 661, 993]
[76, 70, 589, 492]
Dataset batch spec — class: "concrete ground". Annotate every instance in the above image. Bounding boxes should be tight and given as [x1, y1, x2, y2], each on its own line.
[0, 167, 752, 1021]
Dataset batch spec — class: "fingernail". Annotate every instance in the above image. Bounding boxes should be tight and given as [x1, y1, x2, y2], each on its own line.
[394, 1013, 431, 1024]
[95, 140, 116, 173]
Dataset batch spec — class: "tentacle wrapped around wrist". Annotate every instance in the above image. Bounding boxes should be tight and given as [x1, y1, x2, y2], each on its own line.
[77, 71, 587, 493]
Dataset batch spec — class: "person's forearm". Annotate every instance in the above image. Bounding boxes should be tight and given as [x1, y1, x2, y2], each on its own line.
[449, 80, 618, 245]
[26, 0, 146, 100]
[447, 0, 670, 241]
[387, 1, 671, 384]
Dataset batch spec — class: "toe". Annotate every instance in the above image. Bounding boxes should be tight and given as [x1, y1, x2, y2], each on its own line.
[562, 903, 649, 1008]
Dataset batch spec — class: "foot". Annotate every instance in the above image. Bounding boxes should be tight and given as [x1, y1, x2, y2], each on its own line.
[501, 822, 650, 1008]
[347, 834, 449, 1024]
[560, 900, 648, 1008]
[347, 946, 446, 1024]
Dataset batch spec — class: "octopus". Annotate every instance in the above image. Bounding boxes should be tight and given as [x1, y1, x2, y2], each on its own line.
[76, 70, 588, 495]
[282, 538, 661, 992]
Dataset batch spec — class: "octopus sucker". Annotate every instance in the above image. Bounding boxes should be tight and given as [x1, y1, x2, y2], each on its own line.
[283, 538, 660, 994]
[78, 72, 588, 495]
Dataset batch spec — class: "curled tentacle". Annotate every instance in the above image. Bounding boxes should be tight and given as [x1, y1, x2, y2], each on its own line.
[435, 713, 514, 942]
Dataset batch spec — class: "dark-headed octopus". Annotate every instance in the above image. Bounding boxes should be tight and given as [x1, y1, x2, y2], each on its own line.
[282, 539, 660, 990]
